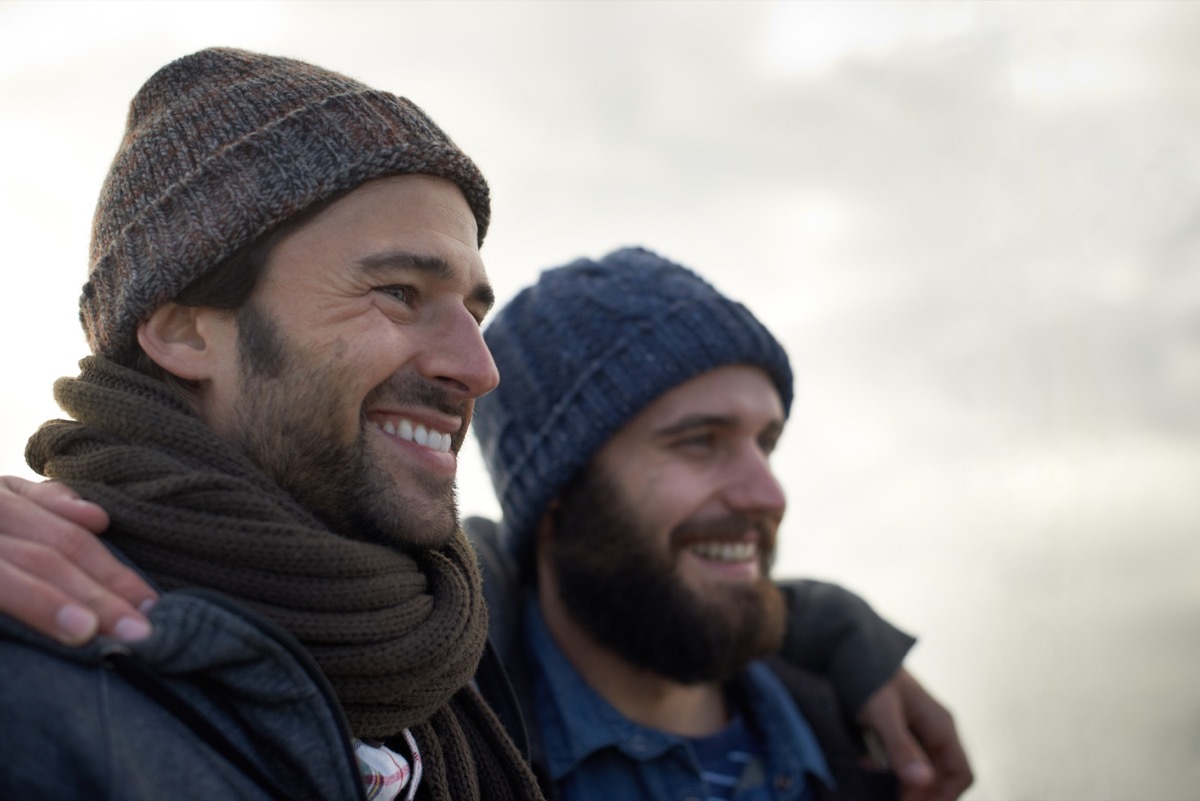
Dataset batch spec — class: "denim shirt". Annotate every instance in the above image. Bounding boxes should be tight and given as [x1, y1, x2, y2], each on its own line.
[524, 599, 834, 801]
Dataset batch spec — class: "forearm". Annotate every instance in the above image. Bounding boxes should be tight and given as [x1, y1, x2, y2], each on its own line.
[778, 578, 916, 712]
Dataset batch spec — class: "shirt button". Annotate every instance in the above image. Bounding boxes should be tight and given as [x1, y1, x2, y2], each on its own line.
[629, 735, 649, 753]
[774, 774, 794, 790]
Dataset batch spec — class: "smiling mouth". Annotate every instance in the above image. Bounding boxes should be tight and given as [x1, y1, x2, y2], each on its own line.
[371, 417, 454, 454]
[688, 541, 759, 563]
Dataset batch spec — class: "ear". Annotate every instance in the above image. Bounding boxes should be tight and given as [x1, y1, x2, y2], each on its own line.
[136, 302, 235, 382]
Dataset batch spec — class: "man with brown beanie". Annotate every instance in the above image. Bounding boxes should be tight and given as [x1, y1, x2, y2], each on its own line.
[0, 46, 543, 801]
[468, 247, 972, 801]
[0, 48, 968, 801]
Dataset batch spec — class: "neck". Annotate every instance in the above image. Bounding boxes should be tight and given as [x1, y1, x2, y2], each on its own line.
[536, 566, 729, 738]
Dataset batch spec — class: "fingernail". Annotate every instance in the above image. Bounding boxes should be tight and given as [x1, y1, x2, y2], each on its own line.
[56, 604, 98, 643]
[902, 761, 935, 784]
[137, 598, 158, 615]
[113, 615, 152, 642]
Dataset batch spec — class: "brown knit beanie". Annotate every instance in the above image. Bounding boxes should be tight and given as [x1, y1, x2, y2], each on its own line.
[82, 47, 490, 364]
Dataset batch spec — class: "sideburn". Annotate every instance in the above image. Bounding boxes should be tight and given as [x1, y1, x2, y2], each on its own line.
[235, 300, 289, 379]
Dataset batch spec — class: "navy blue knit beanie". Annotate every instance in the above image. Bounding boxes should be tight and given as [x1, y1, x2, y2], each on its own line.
[473, 246, 793, 568]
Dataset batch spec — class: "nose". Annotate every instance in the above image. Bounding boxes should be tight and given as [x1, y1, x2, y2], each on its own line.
[724, 444, 787, 519]
[420, 301, 500, 399]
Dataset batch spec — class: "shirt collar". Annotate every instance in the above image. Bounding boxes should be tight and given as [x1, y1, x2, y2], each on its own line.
[737, 661, 834, 789]
[523, 598, 680, 780]
[522, 597, 833, 790]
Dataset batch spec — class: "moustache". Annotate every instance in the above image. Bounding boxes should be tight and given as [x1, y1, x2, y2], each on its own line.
[364, 374, 471, 447]
[670, 514, 778, 553]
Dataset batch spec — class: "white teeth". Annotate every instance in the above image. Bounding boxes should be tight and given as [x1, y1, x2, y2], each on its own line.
[374, 418, 452, 453]
[690, 542, 757, 562]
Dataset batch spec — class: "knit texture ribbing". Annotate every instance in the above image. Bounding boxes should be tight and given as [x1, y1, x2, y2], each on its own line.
[82, 47, 490, 365]
[472, 246, 794, 570]
[25, 357, 543, 801]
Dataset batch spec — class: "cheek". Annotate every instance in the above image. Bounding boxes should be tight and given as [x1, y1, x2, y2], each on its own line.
[357, 315, 430, 377]
[303, 322, 403, 391]
[625, 469, 714, 535]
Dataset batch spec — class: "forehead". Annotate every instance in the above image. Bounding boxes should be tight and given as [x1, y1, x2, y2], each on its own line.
[609, 365, 784, 442]
[264, 173, 487, 285]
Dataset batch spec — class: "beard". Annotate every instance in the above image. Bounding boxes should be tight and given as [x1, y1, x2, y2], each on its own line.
[224, 300, 462, 549]
[549, 462, 787, 684]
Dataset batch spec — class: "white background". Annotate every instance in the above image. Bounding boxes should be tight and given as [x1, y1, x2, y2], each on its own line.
[2, 3, 1197, 799]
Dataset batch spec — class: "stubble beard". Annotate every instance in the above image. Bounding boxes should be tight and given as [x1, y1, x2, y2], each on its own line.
[549, 462, 787, 684]
[226, 301, 461, 550]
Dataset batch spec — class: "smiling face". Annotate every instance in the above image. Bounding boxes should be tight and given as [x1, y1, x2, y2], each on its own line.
[199, 174, 499, 549]
[546, 364, 789, 682]
[598, 363, 787, 585]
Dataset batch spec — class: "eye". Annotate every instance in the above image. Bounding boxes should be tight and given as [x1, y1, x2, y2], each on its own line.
[673, 431, 718, 454]
[376, 285, 415, 305]
[757, 430, 781, 457]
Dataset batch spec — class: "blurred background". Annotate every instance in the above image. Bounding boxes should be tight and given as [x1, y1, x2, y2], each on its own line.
[2, 2, 1197, 798]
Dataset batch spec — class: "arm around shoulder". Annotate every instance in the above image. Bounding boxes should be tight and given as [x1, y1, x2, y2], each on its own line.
[0, 476, 157, 645]
[776, 579, 974, 800]
[777, 578, 916, 713]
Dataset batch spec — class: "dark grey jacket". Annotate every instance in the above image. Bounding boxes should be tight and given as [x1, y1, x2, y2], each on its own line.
[0, 588, 365, 800]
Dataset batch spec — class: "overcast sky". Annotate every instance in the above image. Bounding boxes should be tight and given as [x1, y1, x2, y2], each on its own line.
[2, 3, 1198, 799]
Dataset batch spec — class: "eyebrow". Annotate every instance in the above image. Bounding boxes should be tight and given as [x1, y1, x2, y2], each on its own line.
[653, 414, 735, 438]
[358, 250, 495, 312]
[653, 413, 784, 440]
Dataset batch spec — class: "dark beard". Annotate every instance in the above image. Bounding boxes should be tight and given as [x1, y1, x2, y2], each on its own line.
[549, 462, 787, 684]
[226, 300, 460, 549]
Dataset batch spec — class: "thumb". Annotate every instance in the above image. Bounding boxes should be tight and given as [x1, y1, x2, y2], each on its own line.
[875, 717, 935, 790]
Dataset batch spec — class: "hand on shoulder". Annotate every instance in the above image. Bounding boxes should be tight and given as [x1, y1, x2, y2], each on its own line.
[0, 476, 156, 645]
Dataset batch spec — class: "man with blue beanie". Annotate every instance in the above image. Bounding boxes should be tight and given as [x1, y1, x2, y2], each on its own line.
[470, 246, 972, 801]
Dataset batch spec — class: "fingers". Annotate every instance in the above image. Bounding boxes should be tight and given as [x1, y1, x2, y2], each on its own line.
[857, 674, 937, 799]
[897, 671, 973, 801]
[5, 476, 111, 533]
[0, 552, 97, 645]
[0, 476, 158, 645]
[921, 733, 973, 801]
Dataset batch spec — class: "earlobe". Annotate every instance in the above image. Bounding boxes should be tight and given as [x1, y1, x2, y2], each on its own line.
[137, 303, 230, 381]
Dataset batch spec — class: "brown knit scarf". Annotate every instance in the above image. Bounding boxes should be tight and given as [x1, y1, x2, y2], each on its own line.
[26, 356, 543, 801]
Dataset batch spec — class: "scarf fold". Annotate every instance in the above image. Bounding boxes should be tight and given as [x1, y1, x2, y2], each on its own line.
[26, 356, 543, 801]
